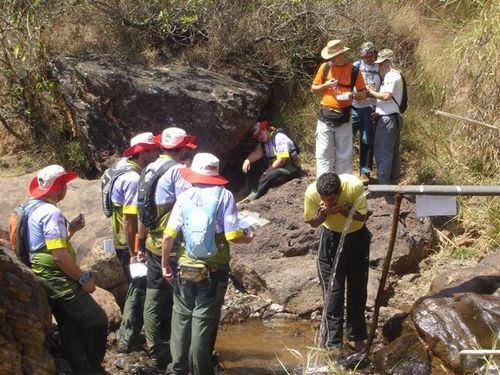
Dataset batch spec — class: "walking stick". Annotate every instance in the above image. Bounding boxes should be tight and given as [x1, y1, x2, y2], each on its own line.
[365, 193, 403, 354]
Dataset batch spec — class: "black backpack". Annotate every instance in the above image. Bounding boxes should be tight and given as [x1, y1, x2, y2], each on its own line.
[101, 160, 141, 218]
[392, 73, 408, 114]
[138, 159, 177, 230]
[271, 128, 300, 159]
[9, 199, 46, 267]
[321, 61, 360, 91]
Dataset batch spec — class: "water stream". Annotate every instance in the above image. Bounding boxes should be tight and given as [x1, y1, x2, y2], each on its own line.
[216, 319, 317, 374]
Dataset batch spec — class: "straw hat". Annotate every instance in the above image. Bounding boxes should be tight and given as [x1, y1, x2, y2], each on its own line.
[180, 153, 228, 185]
[153, 127, 197, 150]
[321, 40, 350, 60]
[374, 49, 395, 64]
[123, 132, 159, 157]
[29, 164, 78, 198]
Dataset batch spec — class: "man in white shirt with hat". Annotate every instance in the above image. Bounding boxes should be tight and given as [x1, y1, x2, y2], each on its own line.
[110, 132, 159, 352]
[366, 49, 404, 190]
[161, 153, 254, 375]
[138, 127, 197, 370]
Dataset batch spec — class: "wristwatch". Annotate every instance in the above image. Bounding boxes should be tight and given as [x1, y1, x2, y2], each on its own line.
[78, 271, 93, 286]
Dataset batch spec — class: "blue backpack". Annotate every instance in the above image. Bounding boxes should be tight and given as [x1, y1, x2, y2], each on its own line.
[181, 187, 224, 260]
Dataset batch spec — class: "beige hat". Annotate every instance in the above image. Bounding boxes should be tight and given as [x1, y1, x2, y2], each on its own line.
[321, 40, 350, 60]
[374, 48, 395, 64]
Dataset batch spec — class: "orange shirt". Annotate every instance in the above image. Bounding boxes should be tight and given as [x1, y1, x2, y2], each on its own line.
[313, 62, 366, 109]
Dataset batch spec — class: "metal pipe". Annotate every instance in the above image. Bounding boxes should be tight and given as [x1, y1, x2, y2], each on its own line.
[459, 350, 500, 356]
[435, 110, 499, 131]
[367, 185, 500, 196]
[365, 193, 403, 355]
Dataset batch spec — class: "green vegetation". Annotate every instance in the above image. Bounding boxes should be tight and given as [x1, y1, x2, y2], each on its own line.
[0, 0, 498, 254]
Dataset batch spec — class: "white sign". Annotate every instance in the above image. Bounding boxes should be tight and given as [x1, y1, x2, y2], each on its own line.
[416, 195, 457, 217]
[238, 210, 269, 230]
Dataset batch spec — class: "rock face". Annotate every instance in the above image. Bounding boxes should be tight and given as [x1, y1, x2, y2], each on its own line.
[233, 177, 434, 316]
[50, 56, 269, 173]
[411, 293, 500, 374]
[0, 242, 55, 375]
[91, 287, 123, 331]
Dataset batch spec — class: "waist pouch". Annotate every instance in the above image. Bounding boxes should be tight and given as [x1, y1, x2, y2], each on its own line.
[318, 107, 352, 127]
[178, 263, 208, 283]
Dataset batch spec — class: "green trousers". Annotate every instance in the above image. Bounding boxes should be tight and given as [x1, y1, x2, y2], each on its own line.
[143, 251, 176, 369]
[49, 288, 108, 375]
[166, 271, 228, 375]
[117, 275, 146, 352]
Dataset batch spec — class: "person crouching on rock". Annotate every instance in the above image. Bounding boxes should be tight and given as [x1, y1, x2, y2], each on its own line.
[26, 165, 108, 375]
[241, 120, 301, 201]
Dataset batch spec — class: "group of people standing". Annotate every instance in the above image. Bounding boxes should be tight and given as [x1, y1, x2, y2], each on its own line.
[15, 38, 406, 374]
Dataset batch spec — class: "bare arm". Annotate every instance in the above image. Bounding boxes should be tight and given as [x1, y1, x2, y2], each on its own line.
[123, 213, 138, 258]
[161, 235, 175, 283]
[52, 249, 95, 293]
[311, 79, 337, 94]
[242, 145, 264, 173]
[367, 87, 392, 101]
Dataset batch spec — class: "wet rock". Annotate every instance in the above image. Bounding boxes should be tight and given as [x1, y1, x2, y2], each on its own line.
[50, 56, 269, 173]
[429, 249, 500, 296]
[381, 312, 409, 342]
[374, 333, 431, 375]
[0, 242, 55, 375]
[91, 286, 122, 331]
[411, 293, 500, 374]
[271, 313, 297, 320]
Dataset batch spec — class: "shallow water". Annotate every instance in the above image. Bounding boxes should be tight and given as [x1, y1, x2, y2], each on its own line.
[216, 319, 318, 374]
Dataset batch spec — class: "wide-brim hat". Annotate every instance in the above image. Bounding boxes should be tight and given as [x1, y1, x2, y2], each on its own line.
[251, 120, 268, 139]
[179, 152, 228, 185]
[153, 127, 197, 150]
[29, 164, 78, 198]
[123, 132, 159, 157]
[374, 48, 395, 64]
[321, 39, 350, 60]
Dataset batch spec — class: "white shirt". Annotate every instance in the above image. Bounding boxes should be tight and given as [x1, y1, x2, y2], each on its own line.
[375, 70, 403, 115]
[352, 60, 381, 108]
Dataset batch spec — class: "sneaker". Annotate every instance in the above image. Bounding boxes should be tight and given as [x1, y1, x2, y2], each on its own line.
[360, 173, 370, 185]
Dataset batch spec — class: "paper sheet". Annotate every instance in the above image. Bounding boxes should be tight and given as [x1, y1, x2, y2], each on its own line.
[238, 210, 270, 229]
[416, 195, 457, 217]
[102, 239, 115, 254]
[129, 262, 148, 279]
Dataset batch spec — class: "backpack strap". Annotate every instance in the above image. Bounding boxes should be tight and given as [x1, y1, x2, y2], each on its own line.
[321, 62, 332, 84]
[390, 73, 405, 110]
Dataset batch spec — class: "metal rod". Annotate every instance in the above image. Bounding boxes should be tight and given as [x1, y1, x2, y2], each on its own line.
[368, 185, 500, 196]
[435, 110, 500, 131]
[365, 194, 403, 355]
[459, 350, 500, 356]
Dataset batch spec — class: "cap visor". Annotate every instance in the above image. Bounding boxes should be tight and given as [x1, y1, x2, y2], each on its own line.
[123, 143, 158, 157]
[180, 167, 228, 185]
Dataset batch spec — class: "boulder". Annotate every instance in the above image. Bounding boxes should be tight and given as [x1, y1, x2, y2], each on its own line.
[0, 241, 55, 375]
[411, 293, 500, 374]
[50, 56, 269, 173]
[374, 333, 431, 375]
[429, 249, 500, 296]
[91, 287, 122, 331]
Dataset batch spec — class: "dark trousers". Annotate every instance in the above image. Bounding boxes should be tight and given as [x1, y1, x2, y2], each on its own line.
[117, 275, 146, 351]
[144, 250, 176, 369]
[317, 225, 370, 348]
[115, 248, 131, 282]
[352, 106, 375, 175]
[166, 271, 228, 375]
[49, 288, 108, 375]
[246, 158, 300, 199]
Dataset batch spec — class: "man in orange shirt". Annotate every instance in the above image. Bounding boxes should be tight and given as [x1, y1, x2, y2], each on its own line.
[311, 40, 367, 178]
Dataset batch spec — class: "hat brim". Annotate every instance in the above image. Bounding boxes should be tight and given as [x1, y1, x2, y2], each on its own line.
[252, 120, 269, 139]
[180, 167, 228, 185]
[373, 57, 389, 64]
[153, 134, 197, 150]
[29, 171, 78, 198]
[321, 46, 350, 60]
[123, 143, 159, 157]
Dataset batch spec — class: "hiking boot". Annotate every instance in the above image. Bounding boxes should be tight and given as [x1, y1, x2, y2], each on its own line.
[245, 190, 259, 202]
[360, 173, 370, 185]
[327, 344, 344, 358]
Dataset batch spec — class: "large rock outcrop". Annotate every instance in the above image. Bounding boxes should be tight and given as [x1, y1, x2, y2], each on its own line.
[0, 241, 55, 375]
[50, 56, 269, 172]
